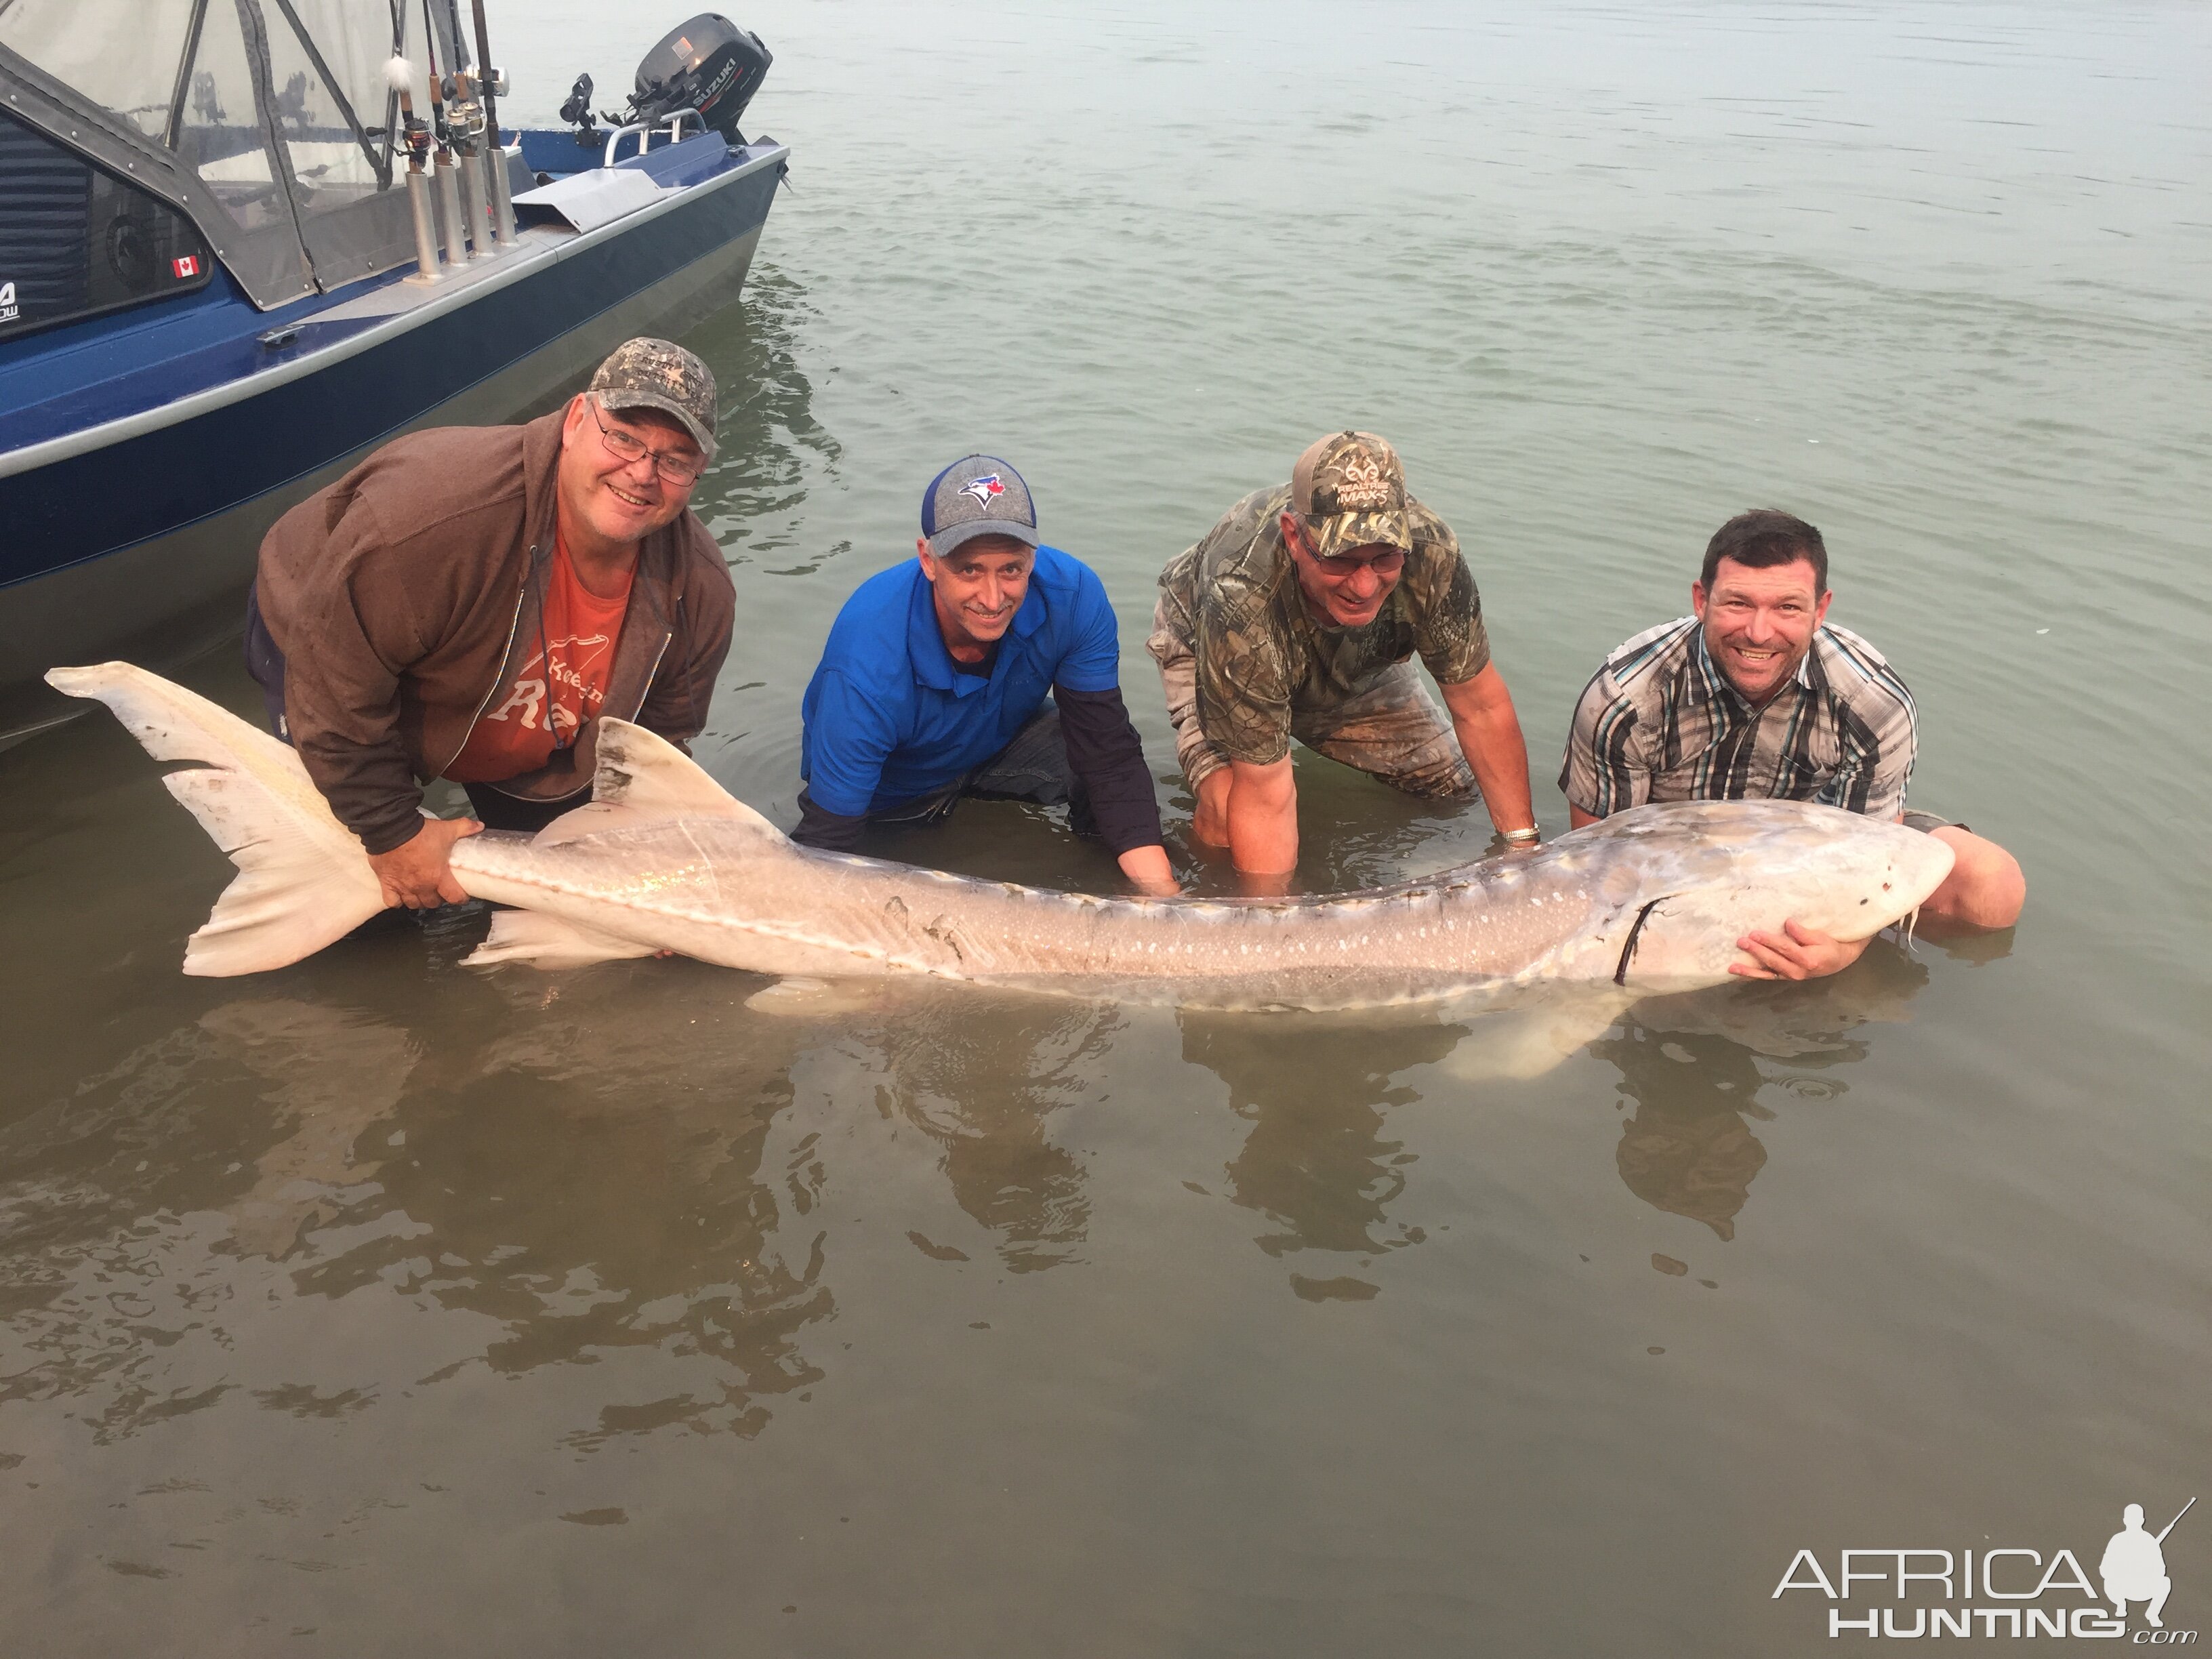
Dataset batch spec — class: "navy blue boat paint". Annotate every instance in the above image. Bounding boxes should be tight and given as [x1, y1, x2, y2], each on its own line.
[0, 272, 341, 453]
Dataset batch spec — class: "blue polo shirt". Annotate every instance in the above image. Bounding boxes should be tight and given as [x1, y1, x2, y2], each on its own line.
[800, 544, 1125, 816]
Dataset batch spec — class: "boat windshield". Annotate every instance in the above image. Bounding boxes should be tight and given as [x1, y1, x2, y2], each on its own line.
[0, 0, 463, 308]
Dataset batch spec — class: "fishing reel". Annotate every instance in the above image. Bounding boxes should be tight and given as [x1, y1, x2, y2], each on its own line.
[439, 72, 487, 144]
[384, 54, 440, 165]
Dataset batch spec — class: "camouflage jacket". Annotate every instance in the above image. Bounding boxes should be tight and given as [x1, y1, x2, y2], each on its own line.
[1156, 485, 1490, 766]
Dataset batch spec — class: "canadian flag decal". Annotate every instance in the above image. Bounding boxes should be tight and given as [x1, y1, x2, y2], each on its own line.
[173, 255, 201, 279]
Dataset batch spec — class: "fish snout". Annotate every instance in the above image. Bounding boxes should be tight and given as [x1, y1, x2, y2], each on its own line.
[1893, 824, 1957, 913]
[1835, 820, 1956, 939]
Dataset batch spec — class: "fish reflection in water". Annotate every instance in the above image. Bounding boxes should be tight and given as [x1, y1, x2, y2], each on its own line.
[1595, 941, 1935, 1237]
[1178, 1010, 1465, 1297]
[824, 988, 1115, 1273]
[1149, 937, 1947, 1277]
[0, 916, 1969, 1463]
[203, 1000, 419, 1260]
[0, 968, 836, 1450]
[329, 972, 829, 1443]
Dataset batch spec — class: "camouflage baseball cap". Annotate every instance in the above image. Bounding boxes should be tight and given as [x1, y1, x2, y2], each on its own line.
[588, 337, 718, 458]
[920, 454, 1040, 557]
[1290, 430, 1412, 558]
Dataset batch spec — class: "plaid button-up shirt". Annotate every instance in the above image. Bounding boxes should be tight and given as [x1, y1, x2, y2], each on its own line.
[1561, 616, 1917, 821]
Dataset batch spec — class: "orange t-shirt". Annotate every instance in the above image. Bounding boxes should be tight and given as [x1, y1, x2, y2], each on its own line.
[447, 534, 633, 783]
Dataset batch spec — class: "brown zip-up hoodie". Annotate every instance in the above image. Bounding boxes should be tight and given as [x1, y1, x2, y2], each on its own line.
[255, 410, 736, 855]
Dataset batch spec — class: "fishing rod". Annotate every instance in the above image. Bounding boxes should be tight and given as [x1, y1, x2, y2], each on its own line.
[417, 0, 470, 260]
[467, 0, 516, 245]
[430, 0, 493, 260]
[386, 52, 442, 280]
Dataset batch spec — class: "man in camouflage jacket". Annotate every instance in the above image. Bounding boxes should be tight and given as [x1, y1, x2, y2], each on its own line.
[1148, 431, 1538, 888]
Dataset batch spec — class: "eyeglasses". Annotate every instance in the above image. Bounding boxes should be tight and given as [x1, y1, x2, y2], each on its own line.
[1292, 517, 1406, 579]
[1312, 548, 1406, 579]
[590, 401, 706, 487]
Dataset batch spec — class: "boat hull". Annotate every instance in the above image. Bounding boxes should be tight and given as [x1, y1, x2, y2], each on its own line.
[0, 148, 780, 746]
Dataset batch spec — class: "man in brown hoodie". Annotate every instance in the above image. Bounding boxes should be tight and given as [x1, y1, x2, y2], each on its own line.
[246, 339, 737, 910]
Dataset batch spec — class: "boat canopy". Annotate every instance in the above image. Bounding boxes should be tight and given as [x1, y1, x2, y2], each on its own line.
[0, 0, 462, 312]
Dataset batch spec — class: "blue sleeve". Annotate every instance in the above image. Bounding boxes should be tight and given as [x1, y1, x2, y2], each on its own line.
[1052, 562, 1123, 695]
[803, 668, 900, 818]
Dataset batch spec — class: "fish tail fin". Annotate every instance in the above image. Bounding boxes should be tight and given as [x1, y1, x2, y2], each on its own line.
[46, 663, 387, 976]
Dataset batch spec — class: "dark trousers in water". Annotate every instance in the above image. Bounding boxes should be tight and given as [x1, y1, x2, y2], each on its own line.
[791, 703, 1102, 853]
[865, 705, 1097, 835]
[244, 584, 588, 836]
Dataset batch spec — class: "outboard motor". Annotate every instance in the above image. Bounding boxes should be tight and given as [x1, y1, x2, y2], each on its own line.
[629, 15, 771, 146]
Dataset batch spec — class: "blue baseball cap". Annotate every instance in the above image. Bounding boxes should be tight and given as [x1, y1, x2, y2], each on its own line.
[921, 455, 1039, 557]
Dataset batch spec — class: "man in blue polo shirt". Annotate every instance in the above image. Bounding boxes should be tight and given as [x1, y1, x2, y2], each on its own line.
[796, 455, 1178, 895]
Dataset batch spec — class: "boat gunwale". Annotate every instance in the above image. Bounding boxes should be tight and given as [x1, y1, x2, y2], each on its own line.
[0, 140, 790, 483]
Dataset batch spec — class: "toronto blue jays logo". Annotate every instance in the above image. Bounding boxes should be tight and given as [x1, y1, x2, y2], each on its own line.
[959, 474, 1006, 510]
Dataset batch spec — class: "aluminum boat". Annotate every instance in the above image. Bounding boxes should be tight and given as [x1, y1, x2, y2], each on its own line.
[0, 3, 786, 744]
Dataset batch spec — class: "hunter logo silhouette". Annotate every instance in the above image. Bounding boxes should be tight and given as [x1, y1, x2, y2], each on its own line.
[2104, 1498, 2192, 1628]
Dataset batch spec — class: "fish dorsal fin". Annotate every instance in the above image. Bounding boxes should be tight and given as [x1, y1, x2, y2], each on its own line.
[533, 718, 787, 846]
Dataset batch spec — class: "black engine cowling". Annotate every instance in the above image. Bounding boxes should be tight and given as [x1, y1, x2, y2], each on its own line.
[630, 14, 771, 146]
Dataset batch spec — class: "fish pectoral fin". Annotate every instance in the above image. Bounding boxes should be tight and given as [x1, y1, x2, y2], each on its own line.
[1441, 991, 1635, 1082]
[743, 977, 882, 1016]
[462, 910, 657, 969]
[554, 718, 785, 844]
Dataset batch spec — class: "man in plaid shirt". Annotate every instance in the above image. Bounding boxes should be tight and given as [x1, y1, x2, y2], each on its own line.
[1561, 510, 2024, 980]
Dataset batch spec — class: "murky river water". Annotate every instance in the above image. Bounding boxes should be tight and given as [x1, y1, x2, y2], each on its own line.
[5, 2, 2208, 1652]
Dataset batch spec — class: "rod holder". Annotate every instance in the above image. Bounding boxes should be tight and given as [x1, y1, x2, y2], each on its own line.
[433, 152, 467, 263]
[485, 142, 518, 249]
[405, 167, 442, 281]
[455, 145, 489, 260]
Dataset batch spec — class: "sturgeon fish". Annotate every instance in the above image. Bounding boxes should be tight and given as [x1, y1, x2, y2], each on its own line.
[49, 663, 1953, 1008]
